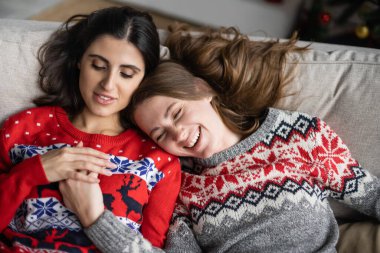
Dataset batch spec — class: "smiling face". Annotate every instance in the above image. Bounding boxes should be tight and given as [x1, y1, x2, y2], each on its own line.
[78, 35, 145, 124]
[134, 95, 242, 159]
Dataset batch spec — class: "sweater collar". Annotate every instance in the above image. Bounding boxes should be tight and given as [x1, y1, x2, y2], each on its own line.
[193, 108, 280, 167]
[54, 106, 136, 145]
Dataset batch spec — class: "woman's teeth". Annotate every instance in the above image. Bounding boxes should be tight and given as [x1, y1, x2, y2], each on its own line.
[99, 95, 112, 100]
[187, 128, 200, 148]
[95, 93, 115, 105]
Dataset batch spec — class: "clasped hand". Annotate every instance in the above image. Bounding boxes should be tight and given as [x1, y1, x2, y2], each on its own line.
[59, 171, 105, 228]
[40, 141, 116, 183]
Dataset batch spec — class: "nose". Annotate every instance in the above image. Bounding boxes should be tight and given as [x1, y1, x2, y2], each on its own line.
[100, 71, 117, 91]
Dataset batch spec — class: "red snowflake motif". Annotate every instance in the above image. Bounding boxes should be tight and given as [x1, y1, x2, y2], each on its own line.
[316, 133, 348, 175]
[204, 174, 239, 192]
[295, 146, 328, 183]
[255, 151, 296, 176]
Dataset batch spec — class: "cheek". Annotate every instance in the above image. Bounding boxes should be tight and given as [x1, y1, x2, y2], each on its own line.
[161, 142, 181, 156]
[79, 69, 96, 90]
[122, 77, 144, 94]
[118, 86, 138, 105]
[134, 111, 153, 135]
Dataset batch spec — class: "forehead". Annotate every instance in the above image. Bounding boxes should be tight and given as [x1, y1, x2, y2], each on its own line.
[135, 95, 175, 120]
[85, 35, 145, 69]
[140, 95, 178, 110]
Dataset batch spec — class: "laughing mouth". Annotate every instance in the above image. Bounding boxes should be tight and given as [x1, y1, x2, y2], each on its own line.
[186, 127, 200, 148]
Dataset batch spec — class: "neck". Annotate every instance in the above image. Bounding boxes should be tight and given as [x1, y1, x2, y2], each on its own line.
[220, 127, 243, 153]
[72, 109, 124, 136]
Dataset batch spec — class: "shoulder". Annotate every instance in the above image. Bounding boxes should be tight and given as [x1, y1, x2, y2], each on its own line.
[1, 106, 62, 146]
[271, 108, 316, 120]
[270, 108, 319, 128]
[143, 138, 180, 176]
[265, 108, 323, 141]
[2, 106, 60, 127]
[122, 129, 181, 174]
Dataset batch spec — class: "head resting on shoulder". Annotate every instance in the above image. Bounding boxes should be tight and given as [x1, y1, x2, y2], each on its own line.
[35, 6, 160, 127]
[129, 26, 306, 138]
[128, 61, 243, 158]
[166, 25, 307, 132]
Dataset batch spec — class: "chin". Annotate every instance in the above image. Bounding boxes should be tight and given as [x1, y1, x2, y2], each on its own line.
[91, 107, 118, 118]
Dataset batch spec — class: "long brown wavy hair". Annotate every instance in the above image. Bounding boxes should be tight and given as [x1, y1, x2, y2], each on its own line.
[129, 25, 307, 137]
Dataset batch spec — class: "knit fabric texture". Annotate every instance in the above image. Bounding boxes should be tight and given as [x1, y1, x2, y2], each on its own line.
[0, 106, 181, 252]
[163, 108, 380, 253]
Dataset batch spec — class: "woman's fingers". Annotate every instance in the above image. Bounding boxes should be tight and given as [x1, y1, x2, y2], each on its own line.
[63, 146, 111, 160]
[68, 170, 100, 183]
[70, 153, 116, 169]
[73, 161, 113, 176]
[41, 144, 115, 182]
[76, 141, 84, 148]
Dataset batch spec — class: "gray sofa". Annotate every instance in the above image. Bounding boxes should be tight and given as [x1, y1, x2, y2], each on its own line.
[0, 18, 379, 252]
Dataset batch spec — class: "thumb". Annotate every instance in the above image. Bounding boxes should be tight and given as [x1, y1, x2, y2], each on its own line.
[76, 141, 84, 147]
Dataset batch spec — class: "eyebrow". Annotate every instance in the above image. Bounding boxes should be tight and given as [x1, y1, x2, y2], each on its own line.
[149, 102, 177, 137]
[89, 54, 141, 72]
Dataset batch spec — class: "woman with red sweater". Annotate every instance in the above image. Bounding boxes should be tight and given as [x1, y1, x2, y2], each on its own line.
[0, 6, 181, 253]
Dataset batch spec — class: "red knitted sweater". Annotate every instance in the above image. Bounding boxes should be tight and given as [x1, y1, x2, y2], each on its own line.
[0, 106, 181, 252]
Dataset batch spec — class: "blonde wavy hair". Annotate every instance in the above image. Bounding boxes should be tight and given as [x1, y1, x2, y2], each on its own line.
[129, 25, 307, 137]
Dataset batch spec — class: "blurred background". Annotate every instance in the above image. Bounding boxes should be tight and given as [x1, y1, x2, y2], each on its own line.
[0, 0, 379, 48]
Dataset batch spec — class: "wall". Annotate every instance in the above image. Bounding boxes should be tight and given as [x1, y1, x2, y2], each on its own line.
[115, 0, 303, 38]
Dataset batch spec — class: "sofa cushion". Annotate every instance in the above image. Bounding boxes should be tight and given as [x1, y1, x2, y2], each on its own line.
[337, 221, 380, 252]
[0, 19, 57, 123]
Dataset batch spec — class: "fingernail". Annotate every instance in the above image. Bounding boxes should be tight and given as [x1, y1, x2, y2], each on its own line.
[105, 169, 113, 176]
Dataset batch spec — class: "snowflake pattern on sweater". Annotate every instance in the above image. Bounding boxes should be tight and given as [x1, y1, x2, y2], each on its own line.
[0, 106, 181, 252]
[8, 144, 162, 234]
[165, 108, 380, 253]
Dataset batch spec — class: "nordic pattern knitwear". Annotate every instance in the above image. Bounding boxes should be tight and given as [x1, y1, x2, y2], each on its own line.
[163, 108, 380, 253]
[0, 106, 181, 252]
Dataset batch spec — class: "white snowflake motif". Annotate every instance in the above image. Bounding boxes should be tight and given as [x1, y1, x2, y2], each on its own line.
[9, 197, 82, 233]
[10, 143, 70, 164]
[109, 155, 164, 191]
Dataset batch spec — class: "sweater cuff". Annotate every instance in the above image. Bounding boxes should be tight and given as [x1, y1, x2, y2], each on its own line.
[13, 155, 49, 186]
[84, 210, 158, 253]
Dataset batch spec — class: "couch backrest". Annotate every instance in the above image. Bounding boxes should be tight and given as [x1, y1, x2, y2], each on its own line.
[278, 48, 380, 219]
[1, 18, 379, 220]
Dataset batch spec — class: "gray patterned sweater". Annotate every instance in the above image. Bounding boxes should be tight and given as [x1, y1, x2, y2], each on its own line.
[85, 108, 380, 253]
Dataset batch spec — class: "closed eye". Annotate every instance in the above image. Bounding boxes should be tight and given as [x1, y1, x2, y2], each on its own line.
[174, 108, 182, 120]
[92, 63, 106, 70]
[156, 131, 166, 142]
[120, 72, 133, 79]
